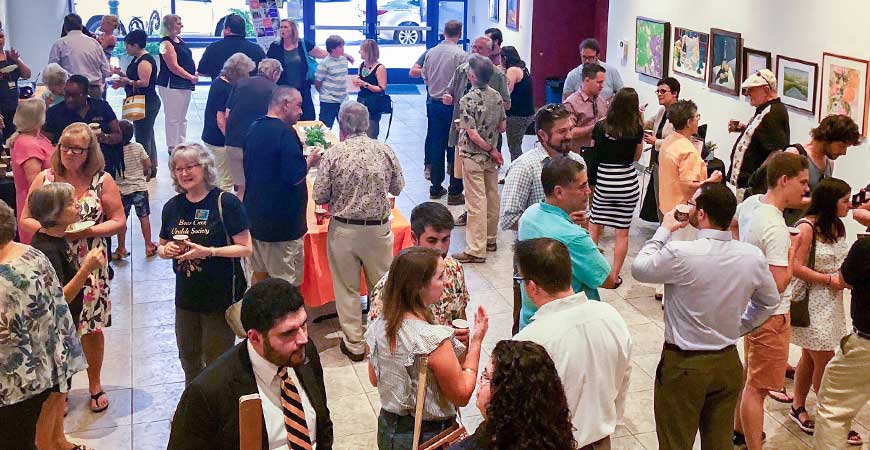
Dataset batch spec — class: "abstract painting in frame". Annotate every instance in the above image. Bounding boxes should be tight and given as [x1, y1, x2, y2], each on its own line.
[671, 27, 708, 81]
[819, 53, 870, 136]
[489, 0, 499, 23]
[708, 28, 742, 95]
[776, 56, 818, 113]
[743, 48, 772, 82]
[635, 17, 670, 79]
[505, 0, 519, 30]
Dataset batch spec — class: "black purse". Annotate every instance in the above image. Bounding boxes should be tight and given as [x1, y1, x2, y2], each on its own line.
[790, 219, 816, 328]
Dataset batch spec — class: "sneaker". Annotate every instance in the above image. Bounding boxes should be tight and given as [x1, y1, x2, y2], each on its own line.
[339, 340, 365, 362]
[452, 252, 486, 264]
[424, 165, 431, 180]
[455, 212, 467, 226]
[447, 194, 465, 205]
[430, 187, 447, 199]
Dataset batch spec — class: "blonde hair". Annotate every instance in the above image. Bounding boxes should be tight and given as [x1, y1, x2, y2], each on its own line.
[360, 39, 380, 61]
[169, 143, 219, 194]
[101, 15, 120, 30]
[280, 19, 299, 44]
[6, 98, 46, 148]
[51, 123, 105, 178]
[160, 14, 182, 38]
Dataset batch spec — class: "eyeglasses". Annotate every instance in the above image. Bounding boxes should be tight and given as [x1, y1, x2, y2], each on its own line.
[60, 144, 88, 155]
[174, 163, 201, 174]
[656, 89, 671, 95]
[540, 103, 567, 113]
[478, 368, 492, 386]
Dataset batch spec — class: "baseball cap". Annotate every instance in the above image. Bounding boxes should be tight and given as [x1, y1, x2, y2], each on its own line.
[742, 69, 776, 91]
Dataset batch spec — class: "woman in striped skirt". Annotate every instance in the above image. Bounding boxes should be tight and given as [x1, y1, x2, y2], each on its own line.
[589, 88, 644, 288]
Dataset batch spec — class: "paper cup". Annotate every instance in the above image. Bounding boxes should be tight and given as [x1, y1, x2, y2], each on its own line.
[675, 204, 691, 222]
[451, 319, 469, 330]
[173, 234, 189, 241]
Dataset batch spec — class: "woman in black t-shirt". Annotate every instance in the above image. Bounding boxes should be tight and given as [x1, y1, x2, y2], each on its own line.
[0, 29, 32, 137]
[158, 143, 252, 384]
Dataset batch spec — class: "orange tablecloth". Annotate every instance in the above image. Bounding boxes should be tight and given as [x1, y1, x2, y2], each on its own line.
[299, 183, 413, 307]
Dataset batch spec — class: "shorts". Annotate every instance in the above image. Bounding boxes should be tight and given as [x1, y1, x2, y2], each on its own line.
[226, 145, 245, 187]
[744, 313, 791, 390]
[249, 238, 304, 286]
[121, 191, 151, 218]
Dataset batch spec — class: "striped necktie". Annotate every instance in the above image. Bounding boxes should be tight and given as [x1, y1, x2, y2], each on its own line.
[277, 367, 313, 450]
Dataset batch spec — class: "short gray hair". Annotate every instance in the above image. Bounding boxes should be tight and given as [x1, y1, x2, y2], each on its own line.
[27, 182, 75, 229]
[221, 52, 255, 83]
[0, 199, 15, 244]
[270, 86, 301, 109]
[258, 58, 283, 80]
[160, 14, 182, 37]
[339, 101, 370, 136]
[169, 143, 219, 194]
[467, 54, 494, 87]
[43, 63, 69, 88]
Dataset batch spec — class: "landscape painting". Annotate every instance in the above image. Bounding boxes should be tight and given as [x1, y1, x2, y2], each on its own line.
[635, 17, 671, 79]
[820, 53, 870, 135]
[708, 28, 742, 95]
[776, 56, 817, 113]
[671, 27, 708, 80]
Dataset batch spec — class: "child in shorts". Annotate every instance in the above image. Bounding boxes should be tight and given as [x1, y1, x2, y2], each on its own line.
[113, 120, 157, 258]
[314, 35, 350, 128]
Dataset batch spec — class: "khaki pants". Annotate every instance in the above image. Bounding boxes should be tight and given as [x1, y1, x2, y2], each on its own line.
[204, 142, 234, 192]
[814, 333, 870, 449]
[461, 156, 500, 258]
[225, 145, 245, 188]
[327, 220, 393, 354]
[654, 345, 743, 450]
[250, 238, 304, 286]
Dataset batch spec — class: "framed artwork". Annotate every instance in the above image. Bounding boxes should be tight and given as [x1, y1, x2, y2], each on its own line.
[743, 48, 772, 81]
[506, 0, 519, 30]
[819, 53, 870, 136]
[635, 17, 671, 79]
[708, 28, 742, 95]
[671, 27, 708, 81]
[776, 56, 818, 113]
[489, 0, 499, 22]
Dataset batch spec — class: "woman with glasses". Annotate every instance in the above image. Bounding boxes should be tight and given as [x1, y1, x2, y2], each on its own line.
[157, 143, 252, 384]
[639, 77, 680, 224]
[20, 122, 126, 414]
[366, 247, 489, 450]
[448, 340, 576, 450]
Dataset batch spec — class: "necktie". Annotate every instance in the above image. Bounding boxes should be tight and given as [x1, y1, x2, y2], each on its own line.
[592, 97, 599, 118]
[277, 367, 313, 450]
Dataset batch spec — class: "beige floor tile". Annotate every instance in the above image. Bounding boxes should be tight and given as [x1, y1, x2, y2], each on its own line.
[610, 434, 645, 449]
[68, 424, 133, 450]
[629, 322, 666, 356]
[70, 355, 132, 393]
[329, 393, 378, 437]
[466, 288, 512, 316]
[132, 300, 176, 328]
[324, 364, 366, 398]
[132, 419, 172, 450]
[132, 381, 185, 424]
[635, 431, 659, 450]
[132, 324, 179, 356]
[333, 431, 378, 450]
[66, 388, 133, 432]
[133, 351, 185, 387]
[622, 388, 656, 434]
[629, 361, 655, 393]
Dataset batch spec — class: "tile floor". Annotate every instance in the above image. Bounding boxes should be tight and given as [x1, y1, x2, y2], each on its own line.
[62, 86, 870, 449]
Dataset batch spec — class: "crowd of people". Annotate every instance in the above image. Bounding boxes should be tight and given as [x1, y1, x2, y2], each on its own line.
[3, 10, 870, 450]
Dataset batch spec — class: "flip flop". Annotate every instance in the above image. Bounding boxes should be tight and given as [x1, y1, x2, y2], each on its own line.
[767, 388, 793, 403]
[848, 430, 863, 446]
[110, 249, 129, 260]
[89, 390, 109, 413]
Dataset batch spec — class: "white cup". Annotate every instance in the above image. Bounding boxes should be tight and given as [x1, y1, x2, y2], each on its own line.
[451, 319, 469, 330]
[674, 204, 691, 222]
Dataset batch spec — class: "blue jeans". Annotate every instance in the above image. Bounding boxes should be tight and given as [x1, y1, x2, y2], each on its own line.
[377, 410, 454, 450]
[426, 101, 463, 195]
[319, 101, 341, 129]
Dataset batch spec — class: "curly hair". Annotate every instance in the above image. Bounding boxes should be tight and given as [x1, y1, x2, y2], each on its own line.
[476, 340, 577, 450]
[812, 114, 862, 146]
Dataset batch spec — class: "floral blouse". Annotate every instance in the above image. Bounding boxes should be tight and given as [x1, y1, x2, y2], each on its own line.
[0, 247, 87, 406]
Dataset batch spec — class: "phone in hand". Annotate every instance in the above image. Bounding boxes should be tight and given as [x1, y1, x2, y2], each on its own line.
[852, 190, 868, 207]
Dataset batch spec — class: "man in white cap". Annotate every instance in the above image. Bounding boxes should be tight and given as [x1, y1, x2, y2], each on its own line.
[726, 69, 790, 200]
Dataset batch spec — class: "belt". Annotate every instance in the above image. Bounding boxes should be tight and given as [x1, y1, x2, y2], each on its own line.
[664, 342, 736, 355]
[854, 328, 870, 340]
[379, 410, 455, 433]
[333, 216, 389, 226]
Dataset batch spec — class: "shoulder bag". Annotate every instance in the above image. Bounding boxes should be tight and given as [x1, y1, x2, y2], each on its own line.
[215, 191, 249, 337]
[121, 56, 147, 121]
[411, 356, 467, 450]
[301, 40, 318, 82]
[790, 218, 816, 327]
[358, 63, 394, 140]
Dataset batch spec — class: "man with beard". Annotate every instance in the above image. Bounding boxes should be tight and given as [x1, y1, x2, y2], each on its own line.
[631, 182, 780, 450]
[499, 103, 590, 332]
[168, 279, 333, 450]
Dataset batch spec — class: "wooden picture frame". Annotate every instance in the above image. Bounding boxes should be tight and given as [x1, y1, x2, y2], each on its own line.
[635, 17, 671, 79]
[489, 0, 499, 23]
[708, 28, 743, 95]
[506, 0, 519, 30]
[819, 52, 870, 136]
[743, 48, 772, 81]
[671, 27, 709, 81]
[776, 55, 818, 113]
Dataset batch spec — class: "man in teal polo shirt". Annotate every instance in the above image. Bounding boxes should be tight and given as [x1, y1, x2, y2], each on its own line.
[517, 156, 612, 329]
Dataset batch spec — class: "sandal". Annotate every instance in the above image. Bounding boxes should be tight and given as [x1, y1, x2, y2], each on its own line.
[788, 406, 815, 434]
[848, 430, 863, 446]
[89, 390, 109, 413]
[767, 388, 793, 403]
[110, 249, 129, 260]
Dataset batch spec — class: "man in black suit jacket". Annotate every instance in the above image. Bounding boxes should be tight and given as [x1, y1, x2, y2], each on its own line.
[168, 279, 333, 450]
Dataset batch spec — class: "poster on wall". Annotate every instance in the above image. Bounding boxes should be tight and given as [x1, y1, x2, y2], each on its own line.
[776, 56, 818, 113]
[819, 53, 870, 136]
[506, 0, 519, 30]
[743, 48, 772, 82]
[250, 0, 280, 52]
[489, 0, 499, 22]
[635, 17, 670, 79]
[671, 27, 708, 81]
[708, 28, 742, 95]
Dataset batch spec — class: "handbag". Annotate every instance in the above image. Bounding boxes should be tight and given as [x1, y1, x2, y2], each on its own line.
[215, 191, 249, 337]
[412, 356, 467, 450]
[301, 39, 318, 82]
[122, 94, 146, 121]
[790, 218, 816, 328]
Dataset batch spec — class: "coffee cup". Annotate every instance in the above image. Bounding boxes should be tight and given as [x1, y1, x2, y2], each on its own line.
[315, 205, 328, 225]
[88, 123, 102, 135]
[388, 194, 396, 210]
[728, 120, 740, 132]
[451, 318, 469, 330]
[173, 234, 189, 252]
[674, 204, 691, 222]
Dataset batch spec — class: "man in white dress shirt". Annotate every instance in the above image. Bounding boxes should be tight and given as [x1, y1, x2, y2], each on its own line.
[168, 279, 333, 449]
[631, 182, 780, 450]
[513, 237, 632, 449]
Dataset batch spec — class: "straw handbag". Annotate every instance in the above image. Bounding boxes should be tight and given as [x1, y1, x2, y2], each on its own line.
[412, 356, 467, 450]
[122, 94, 146, 121]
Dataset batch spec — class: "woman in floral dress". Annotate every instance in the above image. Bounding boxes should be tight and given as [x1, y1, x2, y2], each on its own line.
[786, 178, 860, 444]
[20, 122, 126, 413]
[0, 200, 86, 449]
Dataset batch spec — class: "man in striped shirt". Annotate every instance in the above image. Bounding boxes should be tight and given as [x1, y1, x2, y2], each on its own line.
[314, 35, 350, 129]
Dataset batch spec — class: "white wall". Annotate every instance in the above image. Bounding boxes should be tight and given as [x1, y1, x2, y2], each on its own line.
[606, 0, 870, 234]
[6, 0, 70, 82]
[467, 0, 533, 67]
